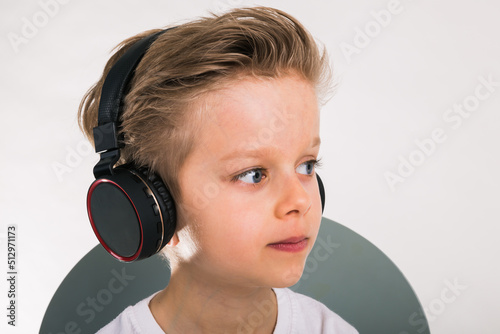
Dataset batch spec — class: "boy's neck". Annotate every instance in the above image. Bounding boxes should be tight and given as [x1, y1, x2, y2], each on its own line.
[149, 266, 278, 334]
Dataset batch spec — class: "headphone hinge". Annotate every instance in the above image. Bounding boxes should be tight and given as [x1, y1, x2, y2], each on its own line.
[93, 149, 121, 178]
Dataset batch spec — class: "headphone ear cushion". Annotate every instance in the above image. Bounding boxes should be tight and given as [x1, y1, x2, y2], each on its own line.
[135, 167, 177, 248]
[316, 173, 326, 214]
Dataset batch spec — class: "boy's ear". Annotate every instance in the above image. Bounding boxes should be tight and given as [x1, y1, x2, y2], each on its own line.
[166, 232, 179, 247]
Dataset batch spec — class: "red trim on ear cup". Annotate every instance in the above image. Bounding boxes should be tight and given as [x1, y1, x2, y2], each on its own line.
[87, 179, 144, 262]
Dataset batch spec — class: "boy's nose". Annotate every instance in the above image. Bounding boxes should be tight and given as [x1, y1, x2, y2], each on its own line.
[274, 173, 312, 219]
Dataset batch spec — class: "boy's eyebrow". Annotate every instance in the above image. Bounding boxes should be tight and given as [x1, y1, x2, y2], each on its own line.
[220, 136, 321, 161]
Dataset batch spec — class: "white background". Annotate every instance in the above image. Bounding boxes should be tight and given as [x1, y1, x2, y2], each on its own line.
[1, 0, 499, 333]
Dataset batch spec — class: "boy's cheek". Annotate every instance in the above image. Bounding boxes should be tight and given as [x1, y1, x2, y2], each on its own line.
[178, 175, 231, 212]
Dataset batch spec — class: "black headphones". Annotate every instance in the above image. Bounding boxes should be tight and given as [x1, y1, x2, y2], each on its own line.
[86, 30, 326, 262]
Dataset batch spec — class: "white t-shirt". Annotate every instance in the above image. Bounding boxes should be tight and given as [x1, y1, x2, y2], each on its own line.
[97, 287, 358, 334]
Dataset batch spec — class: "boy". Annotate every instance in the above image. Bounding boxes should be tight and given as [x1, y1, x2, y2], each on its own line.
[79, 6, 358, 334]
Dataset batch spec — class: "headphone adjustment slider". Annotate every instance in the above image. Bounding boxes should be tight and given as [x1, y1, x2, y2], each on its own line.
[93, 123, 120, 153]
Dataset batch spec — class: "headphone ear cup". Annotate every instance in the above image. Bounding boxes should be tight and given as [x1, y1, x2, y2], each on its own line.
[316, 173, 325, 214]
[87, 165, 176, 262]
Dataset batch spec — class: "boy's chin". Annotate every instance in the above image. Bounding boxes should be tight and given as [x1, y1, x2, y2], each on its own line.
[272, 264, 305, 288]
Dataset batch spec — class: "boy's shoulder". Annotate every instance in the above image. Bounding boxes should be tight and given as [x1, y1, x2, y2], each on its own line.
[273, 287, 358, 334]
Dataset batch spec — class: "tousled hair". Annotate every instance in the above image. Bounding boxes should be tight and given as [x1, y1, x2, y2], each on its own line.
[78, 6, 332, 206]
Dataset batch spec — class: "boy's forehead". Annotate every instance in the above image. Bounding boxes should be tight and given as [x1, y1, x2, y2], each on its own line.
[200, 75, 318, 126]
[188, 74, 320, 162]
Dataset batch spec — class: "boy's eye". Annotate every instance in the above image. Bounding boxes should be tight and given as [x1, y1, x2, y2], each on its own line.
[233, 168, 265, 184]
[296, 160, 319, 176]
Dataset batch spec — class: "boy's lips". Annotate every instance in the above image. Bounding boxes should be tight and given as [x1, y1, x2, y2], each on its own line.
[268, 235, 307, 245]
[267, 235, 308, 252]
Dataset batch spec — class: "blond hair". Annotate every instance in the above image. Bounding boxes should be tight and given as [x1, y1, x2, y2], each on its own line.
[78, 6, 331, 204]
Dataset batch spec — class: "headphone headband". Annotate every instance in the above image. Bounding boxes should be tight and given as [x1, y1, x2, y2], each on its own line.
[92, 30, 168, 177]
[97, 30, 166, 127]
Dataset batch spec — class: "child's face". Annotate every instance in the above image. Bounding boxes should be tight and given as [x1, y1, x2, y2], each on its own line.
[175, 73, 322, 288]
